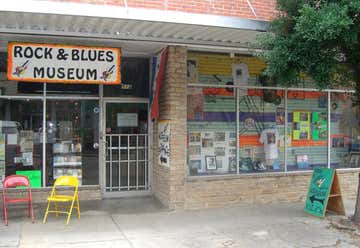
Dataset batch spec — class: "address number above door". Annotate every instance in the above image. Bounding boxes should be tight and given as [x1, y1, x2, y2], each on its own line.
[7, 42, 121, 85]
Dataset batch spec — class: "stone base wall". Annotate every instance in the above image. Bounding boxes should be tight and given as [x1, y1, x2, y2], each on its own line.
[184, 170, 360, 209]
[1, 186, 101, 204]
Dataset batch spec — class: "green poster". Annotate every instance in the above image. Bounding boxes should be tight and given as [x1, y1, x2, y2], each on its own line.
[293, 112, 300, 122]
[312, 112, 327, 141]
[304, 168, 334, 218]
[16, 170, 41, 188]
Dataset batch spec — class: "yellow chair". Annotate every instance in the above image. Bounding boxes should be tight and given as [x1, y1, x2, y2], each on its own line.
[43, 176, 80, 225]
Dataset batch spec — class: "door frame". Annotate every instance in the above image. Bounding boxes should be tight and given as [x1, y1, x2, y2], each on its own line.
[100, 97, 153, 198]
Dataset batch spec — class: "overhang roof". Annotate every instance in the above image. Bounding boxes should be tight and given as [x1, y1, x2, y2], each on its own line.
[0, 0, 268, 49]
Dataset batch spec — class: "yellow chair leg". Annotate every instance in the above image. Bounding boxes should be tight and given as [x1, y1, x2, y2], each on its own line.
[43, 200, 51, 224]
[54, 202, 59, 218]
[66, 200, 76, 225]
[76, 195, 80, 219]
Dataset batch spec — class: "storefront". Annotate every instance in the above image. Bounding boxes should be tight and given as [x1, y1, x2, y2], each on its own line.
[0, 39, 155, 198]
[0, 1, 359, 208]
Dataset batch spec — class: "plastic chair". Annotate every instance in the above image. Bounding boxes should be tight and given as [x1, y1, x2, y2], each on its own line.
[2, 175, 34, 225]
[43, 176, 80, 225]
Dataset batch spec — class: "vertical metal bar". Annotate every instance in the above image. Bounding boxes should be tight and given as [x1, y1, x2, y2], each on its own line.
[118, 135, 121, 191]
[127, 135, 130, 191]
[109, 135, 112, 191]
[145, 135, 148, 190]
[284, 89, 288, 172]
[42, 83, 47, 187]
[236, 87, 240, 174]
[146, 102, 151, 191]
[327, 91, 331, 168]
[99, 84, 103, 192]
[136, 135, 139, 190]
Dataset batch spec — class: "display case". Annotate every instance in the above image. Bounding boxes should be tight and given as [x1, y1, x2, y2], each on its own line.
[52, 140, 82, 185]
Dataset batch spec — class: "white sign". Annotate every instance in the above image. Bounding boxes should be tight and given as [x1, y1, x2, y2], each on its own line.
[7, 42, 121, 84]
[117, 113, 138, 127]
[158, 120, 170, 167]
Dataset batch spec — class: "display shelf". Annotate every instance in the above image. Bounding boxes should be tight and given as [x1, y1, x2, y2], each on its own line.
[53, 162, 82, 167]
[52, 141, 82, 185]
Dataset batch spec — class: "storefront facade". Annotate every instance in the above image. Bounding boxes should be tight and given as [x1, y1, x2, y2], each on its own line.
[0, 0, 359, 208]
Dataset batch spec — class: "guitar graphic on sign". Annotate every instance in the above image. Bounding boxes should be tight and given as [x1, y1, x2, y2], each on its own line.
[13, 60, 30, 76]
[100, 65, 115, 81]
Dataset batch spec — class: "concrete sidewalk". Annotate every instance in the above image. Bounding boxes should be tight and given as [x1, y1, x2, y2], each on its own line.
[1, 197, 359, 248]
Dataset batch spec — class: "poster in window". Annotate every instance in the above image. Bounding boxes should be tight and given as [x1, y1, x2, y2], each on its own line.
[187, 59, 198, 83]
[19, 130, 34, 153]
[276, 107, 285, 125]
[214, 132, 226, 142]
[293, 111, 310, 140]
[189, 132, 201, 143]
[205, 155, 217, 170]
[312, 112, 327, 140]
[117, 113, 138, 127]
[158, 120, 170, 167]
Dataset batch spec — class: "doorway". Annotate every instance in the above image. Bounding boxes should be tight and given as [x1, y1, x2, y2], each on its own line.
[103, 100, 149, 195]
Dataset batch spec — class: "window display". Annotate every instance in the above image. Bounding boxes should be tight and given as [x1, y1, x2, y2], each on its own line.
[187, 86, 236, 176]
[286, 91, 328, 171]
[52, 141, 82, 184]
[259, 127, 280, 166]
[330, 92, 360, 169]
[46, 100, 99, 186]
[238, 89, 285, 172]
[0, 99, 43, 187]
[186, 52, 357, 176]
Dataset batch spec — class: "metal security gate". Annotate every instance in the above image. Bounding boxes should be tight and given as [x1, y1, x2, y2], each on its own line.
[103, 101, 150, 194]
[105, 134, 148, 192]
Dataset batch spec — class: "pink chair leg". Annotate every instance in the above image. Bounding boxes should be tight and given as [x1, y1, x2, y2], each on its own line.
[29, 201, 34, 223]
[4, 205, 8, 226]
[28, 189, 34, 223]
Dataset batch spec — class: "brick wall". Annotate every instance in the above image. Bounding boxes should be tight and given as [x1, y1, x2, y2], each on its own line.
[184, 170, 360, 209]
[152, 46, 187, 209]
[1, 186, 101, 204]
[45, 0, 277, 21]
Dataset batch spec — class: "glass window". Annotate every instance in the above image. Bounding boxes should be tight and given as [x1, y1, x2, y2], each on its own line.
[42, 83, 99, 95]
[0, 79, 44, 96]
[286, 91, 328, 171]
[45, 100, 99, 186]
[239, 89, 285, 173]
[104, 57, 149, 97]
[0, 51, 43, 96]
[0, 99, 43, 187]
[330, 92, 360, 168]
[187, 86, 236, 176]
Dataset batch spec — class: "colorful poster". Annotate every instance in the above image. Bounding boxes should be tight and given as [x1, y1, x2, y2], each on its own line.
[158, 120, 170, 167]
[312, 112, 327, 140]
[276, 107, 285, 125]
[293, 111, 310, 140]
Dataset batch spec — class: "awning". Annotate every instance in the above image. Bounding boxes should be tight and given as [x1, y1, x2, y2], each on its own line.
[0, 0, 268, 50]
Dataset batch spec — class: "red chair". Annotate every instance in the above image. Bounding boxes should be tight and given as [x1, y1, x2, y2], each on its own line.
[2, 175, 34, 225]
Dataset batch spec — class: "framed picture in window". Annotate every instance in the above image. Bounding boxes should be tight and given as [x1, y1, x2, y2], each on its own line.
[205, 155, 217, 170]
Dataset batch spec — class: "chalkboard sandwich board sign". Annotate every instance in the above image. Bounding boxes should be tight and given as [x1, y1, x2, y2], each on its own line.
[304, 168, 345, 218]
